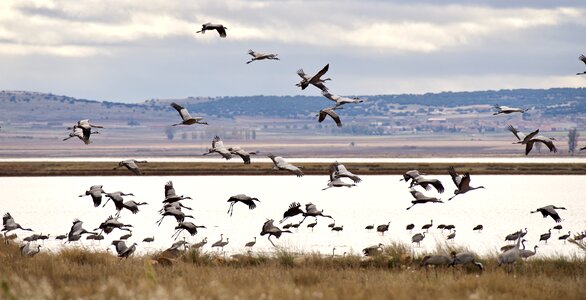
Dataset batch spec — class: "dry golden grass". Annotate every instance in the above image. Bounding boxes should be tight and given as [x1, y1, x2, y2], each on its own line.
[1, 240, 584, 300]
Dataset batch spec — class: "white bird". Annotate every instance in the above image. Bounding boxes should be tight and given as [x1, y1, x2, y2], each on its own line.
[317, 106, 342, 127]
[296, 64, 331, 91]
[321, 90, 365, 107]
[246, 50, 279, 64]
[267, 153, 304, 177]
[493, 105, 526, 115]
[196, 22, 227, 38]
[113, 159, 147, 175]
[203, 136, 232, 160]
[170, 102, 208, 126]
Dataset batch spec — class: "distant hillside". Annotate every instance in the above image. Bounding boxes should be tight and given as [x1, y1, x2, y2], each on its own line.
[1, 88, 584, 123]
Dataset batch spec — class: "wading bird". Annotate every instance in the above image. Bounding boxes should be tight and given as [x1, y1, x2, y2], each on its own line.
[102, 191, 136, 216]
[267, 153, 304, 177]
[405, 189, 443, 210]
[363, 243, 384, 256]
[321, 90, 365, 107]
[79, 185, 107, 207]
[203, 136, 232, 160]
[412, 232, 426, 247]
[226, 194, 260, 216]
[422, 220, 433, 232]
[279, 202, 304, 223]
[245, 237, 256, 248]
[558, 231, 571, 244]
[191, 237, 207, 249]
[260, 219, 292, 247]
[400, 169, 424, 186]
[530, 205, 566, 223]
[406, 224, 415, 232]
[377, 222, 390, 235]
[365, 224, 374, 231]
[246, 50, 279, 64]
[20, 243, 41, 257]
[95, 215, 133, 234]
[497, 235, 523, 270]
[156, 207, 194, 226]
[113, 159, 147, 175]
[196, 22, 227, 38]
[450, 252, 483, 271]
[296, 64, 331, 91]
[539, 228, 552, 244]
[447, 166, 485, 201]
[170, 102, 208, 126]
[420, 254, 451, 268]
[493, 105, 526, 115]
[317, 106, 342, 127]
[307, 219, 318, 231]
[473, 224, 483, 232]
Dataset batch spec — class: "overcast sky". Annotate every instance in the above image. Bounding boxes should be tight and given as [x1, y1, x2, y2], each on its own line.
[1, 0, 585, 102]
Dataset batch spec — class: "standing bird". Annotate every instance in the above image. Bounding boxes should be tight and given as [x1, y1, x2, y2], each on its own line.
[450, 252, 483, 271]
[111, 240, 137, 259]
[446, 230, 456, 241]
[420, 254, 451, 268]
[170, 102, 208, 126]
[422, 220, 433, 232]
[539, 228, 552, 244]
[365, 224, 374, 232]
[191, 237, 208, 249]
[203, 136, 232, 160]
[321, 90, 365, 107]
[143, 236, 155, 244]
[244, 237, 257, 248]
[520, 245, 538, 259]
[405, 189, 443, 210]
[530, 205, 566, 223]
[363, 243, 384, 256]
[558, 231, 571, 244]
[411, 232, 426, 247]
[196, 22, 227, 38]
[497, 235, 523, 269]
[473, 224, 483, 232]
[246, 50, 279, 64]
[227, 146, 256, 164]
[296, 64, 331, 91]
[20, 243, 42, 257]
[331, 225, 343, 232]
[226, 194, 260, 216]
[267, 153, 304, 177]
[376, 222, 390, 235]
[113, 159, 147, 175]
[577, 54, 586, 75]
[406, 224, 415, 232]
[79, 185, 107, 207]
[260, 219, 292, 247]
[211, 234, 226, 251]
[307, 219, 318, 231]
[447, 166, 485, 201]
[493, 105, 526, 115]
[2, 213, 33, 237]
[317, 106, 343, 127]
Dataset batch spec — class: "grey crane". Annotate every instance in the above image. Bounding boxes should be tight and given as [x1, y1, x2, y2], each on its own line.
[321, 90, 365, 107]
[111, 240, 137, 259]
[260, 219, 292, 247]
[296, 64, 331, 91]
[331, 225, 344, 232]
[444, 224, 456, 232]
[493, 105, 526, 115]
[331, 161, 361, 183]
[450, 252, 483, 271]
[437, 224, 446, 231]
[156, 208, 194, 226]
[400, 169, 424, 185]
[86, 233, 104, 242]
[362, 243, 384, 256]
[317, 106, 343, 127]
[203, 136, 232, 160]
[172, 222, 206, 240]
[422, 220, 433, 232]
[191, 237, 207, 249]
[159, 202, 192, 214]
[66, 219, 96, 243]
[119, 231, 132, 240]
[558, 231, 571, 244]
[2, 213, 33, 238]
[473, 224, 483, 232]
[553, 224, 563, 232]
[322, 167, 356, 190]
[196, 22, 227, 38]
[328, 221, 336, 228]
[23, 234, 40, 243]
[279, 202, 304, 223]
[63, 119, 102, 145]
[531, 205, 566, 223]
[54, 234, 67, 241]
[410, 176, 445, 193]
[406, 189, 443, 210]
[497, 234, 523, 269]
[227, 194, 260, 216]
[507, 125, 539, 145]
[113, 159, 147, 175]
[227, 146, 256, 164]
[526, 135, 557, 155]
[577, 54, 586, 75]
[142, 236, 155, 243]
[505, 228, 528, 242]
[94, 215, 133, 234]
[406, 223, 415, 232]
[539, 228, 552, 244]
[163, 181, 193, 203]
[420, 254, 451, 268]
[519, 241, 538, 259]
[447, 166, 485, 201]
[20, 243, 41, 257]
[170, 102, 208, 126]
[102, 191, 137, 216]
[267, 153, 304, 177]
[37, 233, 50, 243]
[412, 232, 426, 247]
[246, 50, 279, 64]
[244, 237, 256, 248]
[282, 223, 293, 229]
[212, 234, 230, 251]
[377, 222, 390, 235]
[307, 219, 318, 231]
[121, 200, 148, 214]
[299, 203, 334, 224]
[79, 185, 107, 207]
[446, 230, 456, 241]
[365, 224, 374, 231]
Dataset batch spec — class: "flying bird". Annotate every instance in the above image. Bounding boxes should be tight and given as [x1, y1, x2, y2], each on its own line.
[113, 159, 147, 175]
[317, 106, 342, 127]
[279, 202, 304, 224]
[2, 213, 33, 236]
[322, 167, 356, 190]
[530, 205, 566, 223]
[228, 146, 257, 164]
[321, 91, 365, 107]
[79, 185, 107, 207]
[405, 189, 443, 210]
[111, 240, 137, 259]
[410, 176, 445, 193]
[163, 181, 192, 203]
[447, 166, 485, 201]
[296, 64, 331, 91]
[63, 119, 102, 144]
[203, 136, 232, 160]
[226, 194, 260, 216]
[170, 102, 208, 126]
[331, 161, 361, 183]
[507, 125, 556, 155]
[577, 54, 586, 75]
[246, 50, 279, 64]
[493, 105, 526, 115]
[196, 22, 227, 38]
[260, 219, 292, 247]
[267, 153, 304, 177]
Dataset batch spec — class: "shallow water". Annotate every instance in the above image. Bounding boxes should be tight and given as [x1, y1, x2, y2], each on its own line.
[1, 174, 584, 258]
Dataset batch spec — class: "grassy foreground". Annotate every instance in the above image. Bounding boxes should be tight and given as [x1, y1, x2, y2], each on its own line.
[1, 161, 586, 176]
[1, 240, 584, 300]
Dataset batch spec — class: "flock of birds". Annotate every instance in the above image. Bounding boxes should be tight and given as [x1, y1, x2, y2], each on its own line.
[2, 23, 586, 271]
